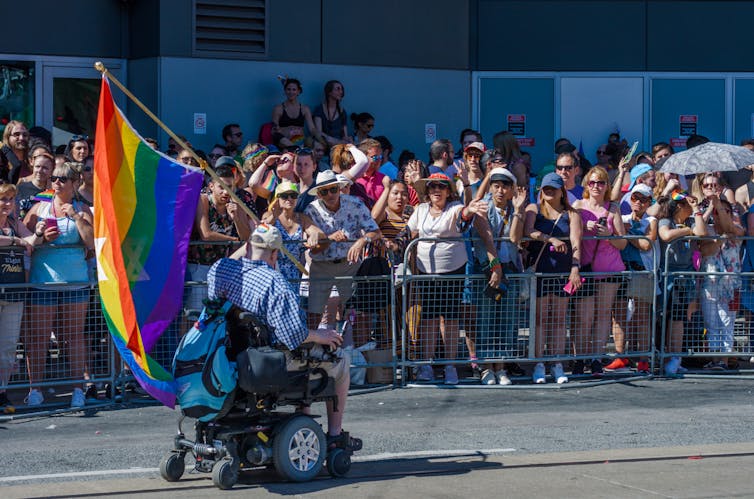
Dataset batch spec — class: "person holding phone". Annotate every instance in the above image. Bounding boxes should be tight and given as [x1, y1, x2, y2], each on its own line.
[23, 162, 94, 408]
[572, 166, 627, 377]
[524, 173, 583, 384]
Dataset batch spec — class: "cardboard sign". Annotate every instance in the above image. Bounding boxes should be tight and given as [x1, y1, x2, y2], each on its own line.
[507, 114, 526, 136]
[517, 137, 535, 147]
[679, 115, 697, 137]
[0, 247, 25, 283]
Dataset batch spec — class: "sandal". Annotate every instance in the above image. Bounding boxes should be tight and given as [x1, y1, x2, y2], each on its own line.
[328, 431, 363, 452]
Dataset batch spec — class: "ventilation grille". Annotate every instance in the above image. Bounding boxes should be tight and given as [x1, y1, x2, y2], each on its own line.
[194, 0, 267, 56]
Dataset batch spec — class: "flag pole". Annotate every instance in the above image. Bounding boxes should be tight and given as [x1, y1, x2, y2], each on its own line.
[94, 61, 308, 275]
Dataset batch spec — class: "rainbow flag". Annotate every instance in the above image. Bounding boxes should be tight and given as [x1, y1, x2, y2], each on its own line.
[34, 189, 54, 202]
[93, 76, 204, 408]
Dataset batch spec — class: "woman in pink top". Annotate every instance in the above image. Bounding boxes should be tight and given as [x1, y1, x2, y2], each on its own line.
[572, 166, 627, 376]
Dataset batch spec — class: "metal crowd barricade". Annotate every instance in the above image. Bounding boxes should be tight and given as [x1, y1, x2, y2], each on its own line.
[660, 235, 754, 375]
[0, 281, 115, 403]
[400, 235, 657, 384]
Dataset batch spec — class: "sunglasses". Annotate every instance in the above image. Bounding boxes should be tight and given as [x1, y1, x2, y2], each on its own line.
[277, 157, 292, 165]
[556, 164, 574, 171]
[51, 175, 70, 183]
[71, 134, 89, 141]
[318, 186, 340, 196]
[702, 183, 719, 189]
[426, 182, 449, 190]
[597, 150, 608, 155]
[587, 180, 607, 188]
[370, 154, 383, 162]
[278, 192, 298, 200]
[630, 194, 650, 203]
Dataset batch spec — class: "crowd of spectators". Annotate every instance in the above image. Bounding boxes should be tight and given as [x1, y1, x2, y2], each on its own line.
[3, 76, 754, 413]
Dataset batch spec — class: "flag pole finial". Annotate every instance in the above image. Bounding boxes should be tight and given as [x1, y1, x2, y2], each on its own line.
[94, 61, 107, 74]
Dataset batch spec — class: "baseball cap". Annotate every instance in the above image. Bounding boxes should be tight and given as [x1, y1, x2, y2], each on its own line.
[274, 181, 299, 197]
[464, 142, 486, 153]
[215, 156, 237, 168]
[489, 167, 517, 186]
[250, 223, 283, 250]
[630, 183, 653, 199]
[628, 164, 653, 189]
[541, 172, 565, 189]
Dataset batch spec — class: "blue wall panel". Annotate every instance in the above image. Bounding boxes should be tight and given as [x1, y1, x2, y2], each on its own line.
[734, 79, 754, 145]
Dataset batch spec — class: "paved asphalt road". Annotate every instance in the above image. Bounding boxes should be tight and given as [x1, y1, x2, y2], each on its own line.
[2, 376, 754, 497]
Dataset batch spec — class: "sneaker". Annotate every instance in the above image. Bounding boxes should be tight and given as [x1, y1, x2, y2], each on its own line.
[496, 370, 512, 386]
[636, 360, 650, 374]
[664, 356, 682, 377]
[551, 363, 568, 384]
[84, 385, 98, 402]
[415, 365, 434, 382]
[0, 392, 15, 414]
[71, 388, 86, 408]
[604, 357, 631, 372]
[571, 360, 585, 376]
[703, 361, 726, 371]
[590, 359, 604, 377]
[444, 365, 459, 385]
[532, 362, 546, 384]
[480, 369, 497, 385]
[24, 389, 44, 407]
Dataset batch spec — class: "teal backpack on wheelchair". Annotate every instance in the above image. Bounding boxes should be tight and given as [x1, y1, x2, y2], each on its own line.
[173, 300, 238, 422]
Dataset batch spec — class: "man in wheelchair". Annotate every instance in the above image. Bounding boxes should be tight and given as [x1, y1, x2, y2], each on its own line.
[206, 223, 361, 453]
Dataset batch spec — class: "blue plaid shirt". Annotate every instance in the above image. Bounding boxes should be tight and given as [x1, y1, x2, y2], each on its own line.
[207, 258, 308, 350]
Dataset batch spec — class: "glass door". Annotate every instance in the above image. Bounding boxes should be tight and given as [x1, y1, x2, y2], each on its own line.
[41, 61, 124, 149]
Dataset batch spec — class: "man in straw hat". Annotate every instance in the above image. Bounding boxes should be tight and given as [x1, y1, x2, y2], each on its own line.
[207, 223, 361, 450]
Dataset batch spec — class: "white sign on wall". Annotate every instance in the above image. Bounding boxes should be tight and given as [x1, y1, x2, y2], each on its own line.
[425, 123, 437, 144]
[193, 113, 207, 135]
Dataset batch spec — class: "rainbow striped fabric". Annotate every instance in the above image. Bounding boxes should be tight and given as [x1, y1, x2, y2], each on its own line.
[93, 76, 204, 407]
[33, 189, 54, 202]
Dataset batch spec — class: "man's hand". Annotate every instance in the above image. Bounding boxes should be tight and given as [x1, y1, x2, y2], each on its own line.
[309, 329, 343, 350]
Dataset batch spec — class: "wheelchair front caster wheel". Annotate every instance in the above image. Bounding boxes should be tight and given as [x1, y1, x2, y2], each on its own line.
[159, 452, 185, 482]
[212, 458, 237, 490]
[327, 448, 351, 477]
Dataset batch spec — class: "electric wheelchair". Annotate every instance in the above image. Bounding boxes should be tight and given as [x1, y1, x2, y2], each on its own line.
[159, 301, 361, 490]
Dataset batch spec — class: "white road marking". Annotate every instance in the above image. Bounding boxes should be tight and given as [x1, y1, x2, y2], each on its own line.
[0, 448, 516, 483]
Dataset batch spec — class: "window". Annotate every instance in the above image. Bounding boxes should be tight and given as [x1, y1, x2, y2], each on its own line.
[0, 61, 34, 136]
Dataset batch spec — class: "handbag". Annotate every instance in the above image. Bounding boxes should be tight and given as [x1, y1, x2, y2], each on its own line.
[519, 212, 563, 301]
[236, 346, 288, 394]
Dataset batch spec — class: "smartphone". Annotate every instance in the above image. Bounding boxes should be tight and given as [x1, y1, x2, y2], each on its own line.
[45, 218, 58, 230]
[563, 278, 586, 296]
[484, 284, 506, 301]
[597, 217, 607, 226]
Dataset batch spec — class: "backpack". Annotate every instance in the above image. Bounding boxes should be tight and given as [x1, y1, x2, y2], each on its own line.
[173, 300, 238, 422]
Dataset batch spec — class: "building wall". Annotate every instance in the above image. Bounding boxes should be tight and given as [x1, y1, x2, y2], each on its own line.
[146, 57, 470, 159]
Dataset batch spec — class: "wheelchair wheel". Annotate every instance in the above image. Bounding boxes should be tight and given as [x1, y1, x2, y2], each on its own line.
[159, 452, 185, 482]
[273, 415, 326, 482]
[212, 458, 237, 490]
[326, 448, 351, 477]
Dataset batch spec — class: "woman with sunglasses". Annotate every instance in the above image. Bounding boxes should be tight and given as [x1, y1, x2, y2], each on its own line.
[313, 80, 350, 147]
[405, 173, 499, 384]
[571, 166, 627, 377]
[22, 162, 94, 408]
[351, 112, 375, 145]
[657, 191, 706, 376]
[524, 173, 583, 384]
[73, 157, 94, 206]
